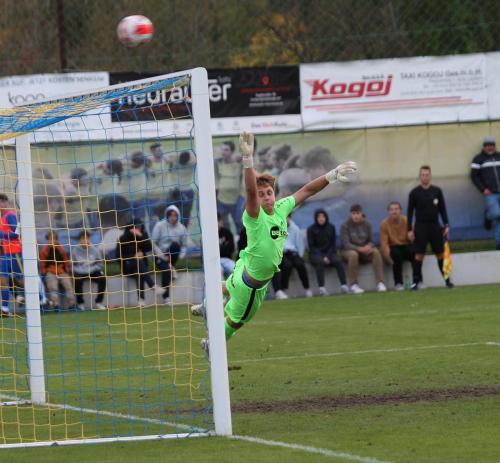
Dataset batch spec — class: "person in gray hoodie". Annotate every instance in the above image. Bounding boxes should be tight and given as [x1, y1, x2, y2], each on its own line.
[72, 230, 107, 310]
[340, 204, 386, 294]
[151, 205, 188, 301]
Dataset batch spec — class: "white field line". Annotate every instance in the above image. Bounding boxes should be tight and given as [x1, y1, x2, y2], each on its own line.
[231, 435, 392, 463]
[42, 341, 496, 378]
[39, 304, 499, 340]
[0, 392, 390, 462]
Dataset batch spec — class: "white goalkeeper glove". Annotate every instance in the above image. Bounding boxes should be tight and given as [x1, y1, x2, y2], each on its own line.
[325, 161, 358, 184]
[239, 131, 255, 169]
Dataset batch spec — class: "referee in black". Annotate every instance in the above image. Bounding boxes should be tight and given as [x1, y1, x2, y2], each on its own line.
[407, 165, 454, 289]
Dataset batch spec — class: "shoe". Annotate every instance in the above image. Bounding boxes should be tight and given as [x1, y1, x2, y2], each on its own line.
[162, 296, 171, 305]
[410, 283, 418, 291]
[15, 295, 25, 305]
[200, 338, 210, 358]
[394, 284, 404, 291]
[1, 306, 11, 317]
[318, 286, 328, 296]
[417, 282, 426, 290]
[445, 280, 455, 289]
[274, 290, 288, 300]
[376, 282, 387, 292]
[77, 303, 86, 311]
[350, 284, 364, 294]
[340, 284, 350, 294]
[154, 286, 165, 297]
[305, 289, 313, 298]
[191, 302, 206, 317]
[496, 243, 500, 250]
[94, 303, 106, 310]
[138, 298, 146, 308]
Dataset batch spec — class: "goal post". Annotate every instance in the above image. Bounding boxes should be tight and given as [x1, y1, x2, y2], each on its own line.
[0, 67, 232, 446]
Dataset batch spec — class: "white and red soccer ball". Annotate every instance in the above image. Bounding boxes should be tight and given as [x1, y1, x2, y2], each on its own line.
[117, 15, 154, 46]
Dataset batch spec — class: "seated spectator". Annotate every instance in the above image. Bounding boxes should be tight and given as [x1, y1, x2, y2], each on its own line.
[72, 230, 107, 310]
[379, 201, 417, 290]
[307, 209, 348, 296]
[218, 213, 236, 278]
[40, 231, 76, 310]
[151, 205, 188, 301]
[116, 219, 162, 307]
[273, 215, 312, 299]
[340, 204, 386, 294]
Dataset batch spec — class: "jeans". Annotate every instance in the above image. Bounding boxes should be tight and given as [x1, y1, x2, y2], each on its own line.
[122, 259, 155, 300]
[389, 245, 416, 285]
[220, 257, 236, 278]
[217, 197, 243, 232]
[309, 251, 347, 287]
[341, 248, 384, 286]
[272, 251, 310, 291]
[73, 271, 106, 304]
[485, 193, 500, 244]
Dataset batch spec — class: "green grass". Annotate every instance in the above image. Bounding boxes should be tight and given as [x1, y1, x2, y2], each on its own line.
[1, 285, 500, 462]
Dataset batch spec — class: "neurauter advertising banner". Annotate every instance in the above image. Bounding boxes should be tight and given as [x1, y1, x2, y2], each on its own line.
[300, 53, 489, 130]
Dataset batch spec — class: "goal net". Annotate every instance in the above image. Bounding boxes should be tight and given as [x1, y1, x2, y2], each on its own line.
[0, 68, 231, 447]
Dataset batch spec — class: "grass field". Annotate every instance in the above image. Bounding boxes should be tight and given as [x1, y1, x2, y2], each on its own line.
[1, 284, 500, 462]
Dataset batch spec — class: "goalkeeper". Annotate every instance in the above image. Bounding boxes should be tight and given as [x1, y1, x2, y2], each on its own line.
[195, 132, 357, 344]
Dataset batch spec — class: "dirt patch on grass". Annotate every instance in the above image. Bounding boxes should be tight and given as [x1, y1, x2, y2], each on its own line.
[232, 385, 500, 414]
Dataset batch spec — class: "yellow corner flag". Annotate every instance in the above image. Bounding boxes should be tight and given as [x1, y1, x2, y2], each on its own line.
[443, 241, 452, 280]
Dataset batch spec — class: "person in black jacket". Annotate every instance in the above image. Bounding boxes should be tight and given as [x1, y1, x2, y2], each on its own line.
[407, 165, 453, 289]
[218, 213, 236, 278]
[470, 136, 500, 250]
[307, 209, 348, 296]
[116, 219, 162, 307]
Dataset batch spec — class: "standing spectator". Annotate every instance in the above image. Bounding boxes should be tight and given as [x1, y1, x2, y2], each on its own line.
[40, 231, 76, 310]
[408, 165, 454, 289]
[307, 209, 349, 296]
[116, 219, 163, 307]
[274, 215, 312, 299]
[0, 194, 23, 316]
[215, 141, 243, 231]
[72, 230, 107, 310]
[218, 213, 236, 278]
[171, 150, 196, 227]
[124, 151, 149, 221]
[340, 204, 387, 294]
[470, 136, 500, 250]
[380, 201, 417, 290]
[151, 205, 188, 302]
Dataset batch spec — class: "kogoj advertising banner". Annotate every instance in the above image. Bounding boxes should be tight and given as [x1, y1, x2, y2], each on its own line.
[109, 67, 302, 136]
[300, 53, 494, 130]
[0, 72, 109, 142]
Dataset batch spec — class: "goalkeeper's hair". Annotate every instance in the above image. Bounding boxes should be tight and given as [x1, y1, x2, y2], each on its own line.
[256, 173, 276, 190]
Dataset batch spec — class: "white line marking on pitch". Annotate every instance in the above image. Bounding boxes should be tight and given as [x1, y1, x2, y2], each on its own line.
[0, 392, 390, 462]
[231, 435, 392, 463]
[485, 341, 500, 346]
[42, 341, 494, 377]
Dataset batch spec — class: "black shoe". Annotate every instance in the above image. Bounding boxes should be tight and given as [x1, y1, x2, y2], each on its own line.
[484, 212, 493, 231]
[496, 244, 500, 250]
[410, 283, 418, 291]
[445, 280, 455, 289]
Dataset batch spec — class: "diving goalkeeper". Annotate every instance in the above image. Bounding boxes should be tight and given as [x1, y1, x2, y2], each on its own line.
[194, 132, 357, 348]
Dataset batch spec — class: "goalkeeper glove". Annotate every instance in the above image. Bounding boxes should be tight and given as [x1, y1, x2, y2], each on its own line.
[239, 131, 255, 169]
[325, 161, 358, 184]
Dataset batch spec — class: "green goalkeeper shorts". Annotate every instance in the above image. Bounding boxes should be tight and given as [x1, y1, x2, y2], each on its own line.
[224, 259, 269, 325]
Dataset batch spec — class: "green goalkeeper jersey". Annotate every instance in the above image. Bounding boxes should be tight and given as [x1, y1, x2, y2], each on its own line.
[239, 195, 296, 281]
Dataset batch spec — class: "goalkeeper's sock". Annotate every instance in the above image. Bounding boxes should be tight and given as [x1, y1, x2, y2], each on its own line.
[437, 258, 444, 275]
[224, 319, 236, 341]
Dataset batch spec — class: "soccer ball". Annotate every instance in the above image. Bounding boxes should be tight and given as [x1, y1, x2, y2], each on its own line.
[117, 15, 154, 46]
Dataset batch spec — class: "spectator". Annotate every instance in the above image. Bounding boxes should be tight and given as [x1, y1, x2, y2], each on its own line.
[340, 204, 386, 294]
[58, 167, 93, 230]
[0, 194, 23, 316]
[274, 215, 312, 299]
[146, 143, 174, 225]
[307, 209, 348, 296]
[170, 150, 196, 227]
[40, 231, 76, 310]
[72, 230, 107, 310]
[218, 213, 236, 278]
[407, 165, 454, 289]
[380, 201, 417, 290]
[470, 136, 500, 250]
[215, 140, 243, 231]
[116, 219, 163, 307]
[123, 151, 149, 221]
[151, 205, 188, 302]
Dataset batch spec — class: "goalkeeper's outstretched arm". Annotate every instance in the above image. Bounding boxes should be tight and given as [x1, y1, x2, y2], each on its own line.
[240, 132, 260, 219]
[292, 161, 358, 207]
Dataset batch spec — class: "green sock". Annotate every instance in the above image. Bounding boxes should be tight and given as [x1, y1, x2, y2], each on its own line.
[224, 319, 236, 340]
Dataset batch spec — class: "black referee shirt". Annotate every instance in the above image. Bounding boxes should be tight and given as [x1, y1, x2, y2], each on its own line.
[407, 185, 449, 230]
